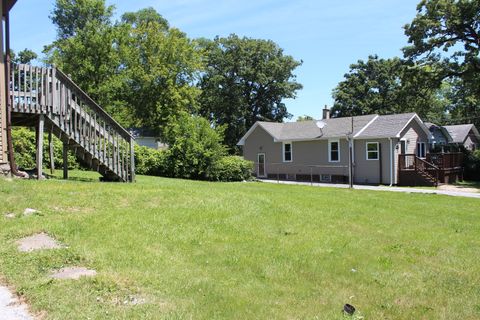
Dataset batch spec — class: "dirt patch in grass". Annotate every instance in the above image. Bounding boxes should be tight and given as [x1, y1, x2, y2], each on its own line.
[50, 206, 94, 214]
[17, 233, 64, 252]
[50, 267, 97, 280]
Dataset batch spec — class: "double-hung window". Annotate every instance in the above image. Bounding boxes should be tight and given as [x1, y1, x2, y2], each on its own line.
[283, 142, 292, 162]
[328, 139, 340, 162]
[366, 142, 379, 160]
[416, 142, 426, 158]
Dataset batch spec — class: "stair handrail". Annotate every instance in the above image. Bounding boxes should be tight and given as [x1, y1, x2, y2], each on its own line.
[54, 67, 133, 141]
[10, 63, 135, 182]
[415, 156, 439, 186]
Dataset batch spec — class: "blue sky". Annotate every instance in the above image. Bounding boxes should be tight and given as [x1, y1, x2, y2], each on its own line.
[10, 0, 420, 120]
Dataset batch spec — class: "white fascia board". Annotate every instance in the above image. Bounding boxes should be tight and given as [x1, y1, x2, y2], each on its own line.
[237, 122, 278, 145]
[395, 114, 431, 138]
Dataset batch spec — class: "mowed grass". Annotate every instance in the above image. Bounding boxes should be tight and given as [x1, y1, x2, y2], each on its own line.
[0, 171, 479, 319]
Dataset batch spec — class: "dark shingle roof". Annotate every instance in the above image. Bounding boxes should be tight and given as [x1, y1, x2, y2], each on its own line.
[356, 113, 417, 138]
[255, 114, 377, 141]
[238, 112, 430, 145]
[443, 124, 478, 143]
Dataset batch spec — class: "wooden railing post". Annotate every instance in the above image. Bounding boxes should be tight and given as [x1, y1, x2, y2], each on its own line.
[36, 114, 45, 180]
[63, 142, 68, 180]
[48, 128, 55, 174]
[130, 136, 135, 182]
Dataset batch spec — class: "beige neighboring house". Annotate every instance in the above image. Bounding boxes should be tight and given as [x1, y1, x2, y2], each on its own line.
[443, 124, 480, 151]
[129, 128, 167, 150]
[238, 111, 433, 185]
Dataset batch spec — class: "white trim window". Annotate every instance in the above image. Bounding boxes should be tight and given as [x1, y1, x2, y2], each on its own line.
[416, 142, 426, 158]
[328, 139, 340, 162]
[283, 142, 292, 162]
[366, 142, 379, 160]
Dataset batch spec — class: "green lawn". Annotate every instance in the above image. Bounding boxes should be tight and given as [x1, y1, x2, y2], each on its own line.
[1, 171, 479, 319]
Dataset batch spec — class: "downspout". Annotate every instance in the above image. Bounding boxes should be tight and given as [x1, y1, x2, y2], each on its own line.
[389, 138, 393, 186]
[4, 8, 26, 178]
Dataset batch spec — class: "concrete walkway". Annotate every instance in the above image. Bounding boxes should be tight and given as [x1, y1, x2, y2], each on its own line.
[262, 179, 480, 199]
[0, 285, 33, 320]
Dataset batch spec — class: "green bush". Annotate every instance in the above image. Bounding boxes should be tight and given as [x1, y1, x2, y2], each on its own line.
[12, 127, 79, 170]
[162, 113, 227, 180]
[464, 149, 480, 181]
[134, 145, 166, 176]
[133, 114, 253, 182]
[209, 156, 253, 181]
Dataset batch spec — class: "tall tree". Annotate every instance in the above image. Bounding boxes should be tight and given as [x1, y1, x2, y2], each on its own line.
[13, 49, 38, 64]
[403, 0, 480, 126]
[198, 34, 303, 150]
[50, 0, 114, 39]
[332, 55, 445, 120]
[119, 8, 202, 134]
[45, 0, 129, 124]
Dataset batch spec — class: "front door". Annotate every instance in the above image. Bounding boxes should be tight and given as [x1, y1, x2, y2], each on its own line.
[257, 153, 266, 177]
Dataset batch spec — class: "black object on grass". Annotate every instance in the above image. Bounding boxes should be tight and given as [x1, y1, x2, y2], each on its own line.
[343, 303, 355, 315]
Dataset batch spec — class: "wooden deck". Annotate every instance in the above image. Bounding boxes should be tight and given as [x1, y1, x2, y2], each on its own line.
[398, 153, 463, 186]
[10, 63, 135, 182]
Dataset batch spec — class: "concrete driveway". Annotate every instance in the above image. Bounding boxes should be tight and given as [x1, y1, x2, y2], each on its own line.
[261, 179, 480, 199]
[0, 285, 33, 320]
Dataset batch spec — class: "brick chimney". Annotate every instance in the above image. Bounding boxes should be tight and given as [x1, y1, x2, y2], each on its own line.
[322, 105, 330, 120]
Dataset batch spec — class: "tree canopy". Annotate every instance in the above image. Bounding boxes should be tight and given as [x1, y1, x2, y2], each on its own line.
[118, 8, 202, 135]
[45, 3, 203, 131]
[296, 115, 314, 121]
[403, 0, 480, 126]
[198, 34, 302, 150]
[50, 0, 114, 39]
[332, 55, 445, 120]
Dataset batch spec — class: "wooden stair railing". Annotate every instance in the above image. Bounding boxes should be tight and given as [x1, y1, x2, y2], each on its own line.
[398, 154, 439, 187]
[414, 156, 439, 187]
[10, 63, 135, 182]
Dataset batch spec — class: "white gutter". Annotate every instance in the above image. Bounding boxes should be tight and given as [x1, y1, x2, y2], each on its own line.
[389, 138, 393, 186]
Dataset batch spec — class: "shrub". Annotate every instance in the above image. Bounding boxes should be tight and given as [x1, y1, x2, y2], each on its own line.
[209, 156, 253, 181]
[12, 127, 79, 170]
[134, 145, 166, 176]
[133, 114, 252, 182]
[464, 149, 480, 181]
[163, 113, 227, 180]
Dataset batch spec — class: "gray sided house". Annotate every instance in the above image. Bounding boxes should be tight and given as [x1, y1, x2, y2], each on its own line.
[238, 113, 432, 185]
[443, 124, 480, 151]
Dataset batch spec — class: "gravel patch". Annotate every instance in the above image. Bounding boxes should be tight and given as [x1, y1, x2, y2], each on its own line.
[17, 233, 63, 252]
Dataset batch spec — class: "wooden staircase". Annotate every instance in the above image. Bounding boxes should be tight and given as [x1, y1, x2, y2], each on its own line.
[10, 63, 134, 182]
[398, 154, 439, 187]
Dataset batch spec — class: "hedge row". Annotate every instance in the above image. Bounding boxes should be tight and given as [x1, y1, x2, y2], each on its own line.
[12, 128, 79, 170]
[134, 145, 253, 182]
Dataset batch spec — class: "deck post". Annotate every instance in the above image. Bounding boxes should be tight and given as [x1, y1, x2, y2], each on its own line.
[49, 127, 55, 174]
[63, 143, 68, 180]
[129, 136, 135, 182]
[36, 115, 45, 180]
